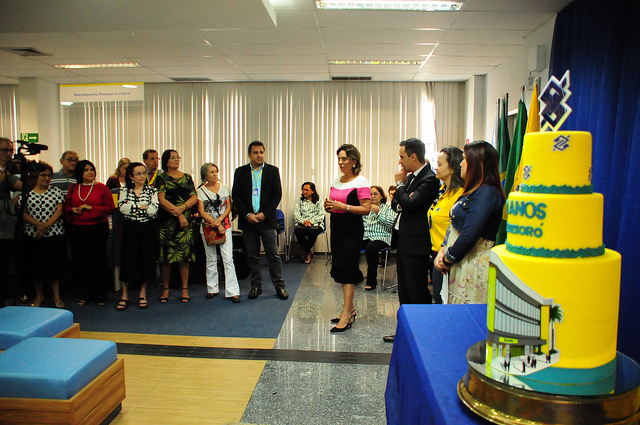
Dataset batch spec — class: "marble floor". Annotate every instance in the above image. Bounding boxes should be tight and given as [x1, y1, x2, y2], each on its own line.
[242, 257, 400, 425]
[78, 255, 401, 425]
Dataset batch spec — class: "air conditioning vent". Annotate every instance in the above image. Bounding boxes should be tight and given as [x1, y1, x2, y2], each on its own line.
[1, 47, 51, 57]
[169, 77, 213, 82]
[331, 76, 372, 81]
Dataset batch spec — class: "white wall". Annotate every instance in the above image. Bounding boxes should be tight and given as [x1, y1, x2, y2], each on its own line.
[464, 75, 486, 143]
[482, 17, 557, 142]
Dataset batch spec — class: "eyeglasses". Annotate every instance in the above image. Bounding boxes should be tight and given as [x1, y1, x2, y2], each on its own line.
[132, 172, 146, 177]
[39, 173, 53, 179]
[170, 156, 181, 160]
[66, 158, 79, 162]
[0, 148, 14, 153]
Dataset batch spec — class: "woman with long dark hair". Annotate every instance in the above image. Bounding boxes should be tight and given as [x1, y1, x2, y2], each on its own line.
[117, 162, 159, 310]
[428, 146, 464, 303]
[324, 144, 371, 332]
[293, 182, 325, 264]
[65, 160, 115, 306]
[435, 141, 505, 304]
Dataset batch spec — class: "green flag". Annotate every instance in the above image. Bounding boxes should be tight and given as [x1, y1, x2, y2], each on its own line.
[496, 99, 528, 245]
[498, 96, 510, 183]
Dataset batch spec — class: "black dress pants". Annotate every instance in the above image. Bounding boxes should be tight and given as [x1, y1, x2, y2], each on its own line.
[396, 253, 432, 305]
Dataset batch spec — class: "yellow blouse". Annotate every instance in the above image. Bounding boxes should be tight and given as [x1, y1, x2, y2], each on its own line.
[427, 186, 464, 252]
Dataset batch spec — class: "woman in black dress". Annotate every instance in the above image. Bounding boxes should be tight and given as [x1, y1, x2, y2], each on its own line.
[324, 144, 371, 332]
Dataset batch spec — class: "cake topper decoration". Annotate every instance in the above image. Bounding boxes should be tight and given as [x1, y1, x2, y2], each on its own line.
[552, 134, 571, 152]
[539, 70, 572, 132]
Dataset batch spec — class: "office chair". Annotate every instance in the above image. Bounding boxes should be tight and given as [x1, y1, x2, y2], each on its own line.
[276, 209, 288, 263]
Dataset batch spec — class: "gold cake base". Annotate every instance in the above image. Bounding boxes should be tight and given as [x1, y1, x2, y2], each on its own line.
[458, 341, 640, 425]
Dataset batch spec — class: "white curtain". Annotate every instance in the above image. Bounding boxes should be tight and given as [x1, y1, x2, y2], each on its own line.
[61, 81, 435, 251]
[0, 85, 19, 140]
[431, 82, 465, 153]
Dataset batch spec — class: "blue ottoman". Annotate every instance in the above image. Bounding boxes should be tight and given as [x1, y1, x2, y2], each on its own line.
[0, 307, 80, 350]
[0, 337, 125, 424]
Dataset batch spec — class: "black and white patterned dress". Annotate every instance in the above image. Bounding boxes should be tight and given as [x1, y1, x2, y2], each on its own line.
[118, 185, 159, 287]
[21, 186, 66, 281]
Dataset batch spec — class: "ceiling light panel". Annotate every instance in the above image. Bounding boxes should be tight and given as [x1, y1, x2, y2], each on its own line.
[329, 60, 422, 65]
[54, 63, 141, 69]
[316, 1, 464, 11]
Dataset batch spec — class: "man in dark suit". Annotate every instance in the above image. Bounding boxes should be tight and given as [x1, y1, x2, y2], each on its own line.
[232, 141, 288, 300]
[384, 138, 439, 342]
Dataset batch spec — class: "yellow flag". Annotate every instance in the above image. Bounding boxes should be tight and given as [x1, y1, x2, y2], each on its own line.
[525, 82, 540, 134]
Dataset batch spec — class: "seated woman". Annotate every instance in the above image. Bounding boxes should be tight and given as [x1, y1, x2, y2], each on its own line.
[361, 185, 396, 290]
[387, 185, 397, 201]
[117, 162, 159, 310]
[435, 141, 505, 304]
[197, 162, 240, 302]
[293, 182, 325, 264]
[106, 157, 131, 190]
[21, 162, 66, 308]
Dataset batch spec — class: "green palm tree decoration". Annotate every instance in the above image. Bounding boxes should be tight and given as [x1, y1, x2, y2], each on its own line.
[549, 304, 564, 352]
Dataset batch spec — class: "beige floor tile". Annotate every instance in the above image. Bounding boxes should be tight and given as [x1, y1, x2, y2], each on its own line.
[112, 406, 244, 424]
[193, 336, 276, 349]
[82, 331, 276, 349]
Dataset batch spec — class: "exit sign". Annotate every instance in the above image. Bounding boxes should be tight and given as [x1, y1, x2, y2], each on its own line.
[20, 133, 39, 143]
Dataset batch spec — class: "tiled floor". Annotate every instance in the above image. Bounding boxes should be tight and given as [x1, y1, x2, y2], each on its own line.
[243, 260, 399, 425]
[83, 257, 400, 425]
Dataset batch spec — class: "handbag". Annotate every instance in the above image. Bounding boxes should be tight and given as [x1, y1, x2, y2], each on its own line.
[203, 224, 226, 245]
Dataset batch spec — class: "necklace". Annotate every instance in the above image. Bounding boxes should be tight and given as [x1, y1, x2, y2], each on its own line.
[78, 183, 94, 202]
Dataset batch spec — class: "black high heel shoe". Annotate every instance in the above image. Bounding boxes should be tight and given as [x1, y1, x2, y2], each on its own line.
[330, 316, 355, 333]
[180, 287, 190, 303]
[160, 287, 169, 303]
[331, 309, 356, 323]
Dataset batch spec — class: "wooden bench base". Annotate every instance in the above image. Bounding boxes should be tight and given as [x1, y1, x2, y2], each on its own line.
[0, 357, 125, 425]
[54, 323, 81, 339]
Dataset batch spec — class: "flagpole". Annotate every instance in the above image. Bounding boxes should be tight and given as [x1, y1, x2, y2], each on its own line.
[492, 98, 500, 147]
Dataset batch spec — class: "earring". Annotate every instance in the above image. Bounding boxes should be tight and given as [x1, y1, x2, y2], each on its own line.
[353, 165, 356, 169]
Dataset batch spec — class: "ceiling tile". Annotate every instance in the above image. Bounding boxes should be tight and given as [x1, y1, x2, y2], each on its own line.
[439, 29, 528, 45]
[321, 28, 443, 44]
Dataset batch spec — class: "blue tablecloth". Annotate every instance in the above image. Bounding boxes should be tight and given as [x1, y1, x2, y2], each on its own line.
[385, 304, 492, 425]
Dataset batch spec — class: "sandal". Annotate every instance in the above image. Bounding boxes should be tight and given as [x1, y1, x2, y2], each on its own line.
[160, 287, 169, 303]
[139, 297, 148, 309]
[116, 299, 128, 311]
[181, 288, 190, 303]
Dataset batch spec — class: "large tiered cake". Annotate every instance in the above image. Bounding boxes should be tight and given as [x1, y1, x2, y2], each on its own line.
[485, 131, 622, 392]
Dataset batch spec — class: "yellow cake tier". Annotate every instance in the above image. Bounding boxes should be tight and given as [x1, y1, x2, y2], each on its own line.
[520, 131, 593, 194]
[491, 244, 621, 370]
[505, 192, 604, 257]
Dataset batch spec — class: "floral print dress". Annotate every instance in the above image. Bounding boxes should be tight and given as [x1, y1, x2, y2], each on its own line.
[157, 173, 197, 263]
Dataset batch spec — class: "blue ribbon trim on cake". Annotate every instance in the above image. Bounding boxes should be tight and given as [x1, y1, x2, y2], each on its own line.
[520, 184, 593, 194]
[506, 243, 605, 258]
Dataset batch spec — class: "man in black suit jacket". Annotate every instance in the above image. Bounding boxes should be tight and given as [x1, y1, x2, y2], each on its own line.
[385, 138, 439, 342]
[232, 141, 288, 300]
